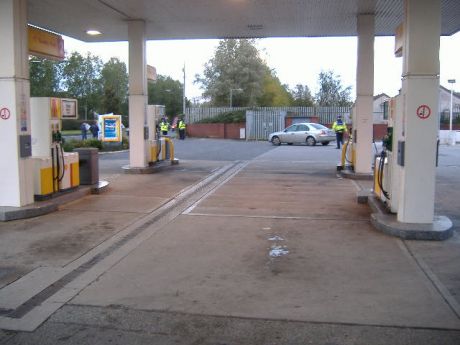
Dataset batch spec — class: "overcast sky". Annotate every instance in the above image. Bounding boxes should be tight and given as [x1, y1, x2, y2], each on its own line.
[64, 32, 460, 102]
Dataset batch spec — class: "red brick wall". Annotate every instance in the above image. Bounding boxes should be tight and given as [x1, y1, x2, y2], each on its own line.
[440, 124, 460, 130]
[187, 123, 246, 139]
[224, 123, 245, 139]
[373, 124, 388, 140]
[187, 123, 224, 138]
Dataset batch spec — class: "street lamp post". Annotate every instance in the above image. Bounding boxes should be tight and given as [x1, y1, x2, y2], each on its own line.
[448, 79, 456, 146]
[229, 88, 243, 108]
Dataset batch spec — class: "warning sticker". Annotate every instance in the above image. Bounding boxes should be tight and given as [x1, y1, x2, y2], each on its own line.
[416, 105, 431, 120]
[0, 107, 11, 120]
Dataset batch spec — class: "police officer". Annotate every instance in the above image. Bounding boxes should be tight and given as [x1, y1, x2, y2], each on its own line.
[159, 117, 169, 136]
[178, 117, 186, 140]
[332, 115, 347, 149]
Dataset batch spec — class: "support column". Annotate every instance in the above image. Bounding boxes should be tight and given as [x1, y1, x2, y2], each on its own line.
[354, 14, 375, 174]
[0, 0, 34, 207]
[128, 20, 148, 168]
[397, 0, 440, 223]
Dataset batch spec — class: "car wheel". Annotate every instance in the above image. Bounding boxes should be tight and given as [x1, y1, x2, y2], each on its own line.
[321, 141, 329, 146]
[271, 136, 281, 146]
[306, 136, 316, 146]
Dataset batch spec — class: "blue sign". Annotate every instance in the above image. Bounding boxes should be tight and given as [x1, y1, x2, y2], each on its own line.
[101, 115, 121, 142]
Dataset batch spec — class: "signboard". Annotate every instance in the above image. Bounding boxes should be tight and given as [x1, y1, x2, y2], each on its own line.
[28, 26, 65, 61]
[61, 99, 78, 119]
[147, 65, 157, 81]
[101, 115, 122, 142]
[50, 97, 61, 119]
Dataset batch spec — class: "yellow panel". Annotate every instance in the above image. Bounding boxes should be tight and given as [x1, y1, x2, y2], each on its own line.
[374, 159, 381, 197]
[71, 162, 80, 187]
[40, 167, 55, 195]
[150, 145, 157, 162]
[28, 26, 64, 61]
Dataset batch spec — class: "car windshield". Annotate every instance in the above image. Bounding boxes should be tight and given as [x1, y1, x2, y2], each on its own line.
[310, 123, 328, 130]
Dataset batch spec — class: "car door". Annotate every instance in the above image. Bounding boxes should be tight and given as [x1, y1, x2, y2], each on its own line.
[294, 124, 310, 143]
[281, 125, 297, 143]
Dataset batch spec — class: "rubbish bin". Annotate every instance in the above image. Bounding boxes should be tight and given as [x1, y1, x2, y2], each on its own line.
[74, 148, 99, 185]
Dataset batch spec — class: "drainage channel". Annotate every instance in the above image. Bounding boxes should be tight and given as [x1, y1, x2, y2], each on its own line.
[0, 160, 247, 324]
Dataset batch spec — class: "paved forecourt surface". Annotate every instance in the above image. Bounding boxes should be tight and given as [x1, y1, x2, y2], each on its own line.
[1, 139, 460, 343]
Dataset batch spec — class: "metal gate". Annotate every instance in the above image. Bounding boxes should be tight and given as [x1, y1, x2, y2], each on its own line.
[246, 110, 286, 140]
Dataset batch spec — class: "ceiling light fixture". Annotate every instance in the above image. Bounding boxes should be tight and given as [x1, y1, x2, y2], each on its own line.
[86, 30, 102, 36]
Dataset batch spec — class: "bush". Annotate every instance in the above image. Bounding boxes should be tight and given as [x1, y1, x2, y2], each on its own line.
[197, 110, 245, 124]
[63, 138, 103, 152]
[63, 137, 129, 152]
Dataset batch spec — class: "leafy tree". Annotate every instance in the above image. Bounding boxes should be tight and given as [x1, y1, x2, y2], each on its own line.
[290, 84, 314, 107]
[315, 70, 352, 106]
[101, 58, 128, 114]
[148, 75, 184, 117]
[29, 57, 62, 97]
[195, 39, 267, 106]
[257, 69, 292, 106]
[61, 52, 103, 119]
[102, 86, 121, 114]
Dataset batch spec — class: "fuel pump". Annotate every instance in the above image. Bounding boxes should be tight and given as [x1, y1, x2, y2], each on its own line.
[30, 97, 80, 199]
[341, 105, 356, 171]
[147, 105, 164, 163]
[373, 96, 403, 213]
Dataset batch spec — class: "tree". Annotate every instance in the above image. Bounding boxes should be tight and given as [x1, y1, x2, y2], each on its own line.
[257, 69, 293, 106]
[148, 75, 184, 117]
[315, 70, 352, 106]
[29, 57, 62, 97]
[195, 39, 267, 106]
[101, 58, 128, 114]
[290, 84, 314, 107]
[61, 52, 103, 119]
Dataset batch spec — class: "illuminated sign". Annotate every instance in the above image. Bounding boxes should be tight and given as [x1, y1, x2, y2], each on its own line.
[101, 115, 122, 142]
[28, 26, 65, 61]
[61, 99, 78, 119]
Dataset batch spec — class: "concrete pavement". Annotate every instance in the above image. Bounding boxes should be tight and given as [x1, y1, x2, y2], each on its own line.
[0, 141, 459, 343]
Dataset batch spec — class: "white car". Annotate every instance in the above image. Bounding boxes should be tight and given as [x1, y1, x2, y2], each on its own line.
[268, 123, 336, 146]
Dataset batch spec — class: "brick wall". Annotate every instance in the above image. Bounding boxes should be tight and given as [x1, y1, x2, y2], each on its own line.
[187, 123, 245, 139]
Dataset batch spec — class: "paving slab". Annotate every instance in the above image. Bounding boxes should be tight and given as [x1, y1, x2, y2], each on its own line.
[71, 213, 460, 329]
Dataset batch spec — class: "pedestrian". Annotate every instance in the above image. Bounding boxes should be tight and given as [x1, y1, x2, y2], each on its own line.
[159, 117, 169, 136]
[90, 121, 99, 138]
[332, 115, 347, 149]
[80, 122, 88, 140]
[178, 116, 186, 140]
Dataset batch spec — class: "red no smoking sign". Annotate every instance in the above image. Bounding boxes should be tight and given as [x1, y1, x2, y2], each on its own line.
[0, 107, 11, 120]
[0, 108, 11, 120]
[416, 105, 431, 119]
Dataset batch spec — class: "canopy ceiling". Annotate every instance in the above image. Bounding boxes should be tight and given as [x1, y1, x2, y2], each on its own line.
[28, 0, 460, 42]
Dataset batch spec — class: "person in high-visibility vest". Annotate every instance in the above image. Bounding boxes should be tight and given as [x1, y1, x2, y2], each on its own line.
[178, 117, 186, 140]
[159, 118, 169, 136]
[332, 115, 348, 149]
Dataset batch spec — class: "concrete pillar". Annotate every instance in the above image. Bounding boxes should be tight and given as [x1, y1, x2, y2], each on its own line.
[354, 14, 375, 174]
[128, 20, 148, 168]
[0, 0, 34, 207]
[397, 0, 440, 223]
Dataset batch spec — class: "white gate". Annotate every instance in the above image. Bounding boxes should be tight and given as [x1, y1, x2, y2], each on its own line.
[246, 110, 286, 140]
